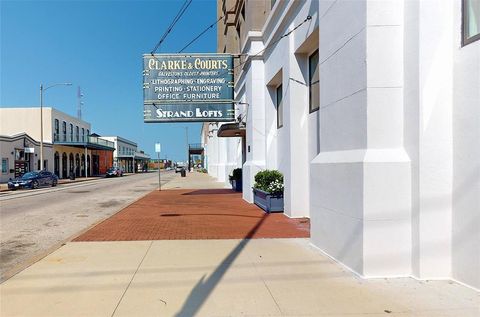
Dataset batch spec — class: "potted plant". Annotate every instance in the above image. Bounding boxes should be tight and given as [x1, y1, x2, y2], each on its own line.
[252, 170, 284, 213]
[229, 168, 242, 192]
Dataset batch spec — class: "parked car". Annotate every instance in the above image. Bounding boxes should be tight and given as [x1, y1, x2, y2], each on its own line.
[175, 165, 185, 173]
[105, 167, 123, 177]
[8, 171, 58, 190]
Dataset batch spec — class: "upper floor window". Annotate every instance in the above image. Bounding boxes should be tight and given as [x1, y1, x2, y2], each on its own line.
[76, 126, 79, 142]
[463, 0, 480, 45]
[86, 129, 90, 136]
[69, 124, 74, 141]
[309, 50, 320, 112]
[62, 122, 66, 141]
[54, 119, 59, 139]
[81, 128, 85, 141]
[276, 84, 283, 129]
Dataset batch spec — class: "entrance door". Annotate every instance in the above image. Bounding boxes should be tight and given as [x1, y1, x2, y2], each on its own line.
[75, 154, 80, 177]
[54, 152, 60, 177]
[92, 155, 99, 175]
[62, 153, 68, 178]
[14, 161, 27, 178]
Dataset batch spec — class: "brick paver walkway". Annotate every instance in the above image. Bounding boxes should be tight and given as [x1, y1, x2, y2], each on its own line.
[74, 189, 309, 241]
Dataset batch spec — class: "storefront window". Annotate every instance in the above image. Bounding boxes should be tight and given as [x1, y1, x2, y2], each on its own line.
[463, 0, 480, 45]
[15, 149, 25, 161]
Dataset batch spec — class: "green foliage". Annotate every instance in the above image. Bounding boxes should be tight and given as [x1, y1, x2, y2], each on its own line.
[254, 170, 284, 194]
[229, 168, 242, 181]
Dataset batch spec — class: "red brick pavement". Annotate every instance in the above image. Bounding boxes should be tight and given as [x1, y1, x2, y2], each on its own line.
[74, 189, 310, 241]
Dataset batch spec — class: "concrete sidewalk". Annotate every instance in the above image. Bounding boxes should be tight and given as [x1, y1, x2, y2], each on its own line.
[1, 172, 478, 317]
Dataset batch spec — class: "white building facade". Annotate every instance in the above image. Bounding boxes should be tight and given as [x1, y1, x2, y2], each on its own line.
[100, 136, 150, 173]
[204, 0, 479, 290]
[0, 107, 115, 178]
[0, 133, 53, 182]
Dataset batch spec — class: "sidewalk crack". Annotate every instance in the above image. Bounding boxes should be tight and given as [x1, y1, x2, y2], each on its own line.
[251, 259, 283, 316]
[111, 241, 153, 317]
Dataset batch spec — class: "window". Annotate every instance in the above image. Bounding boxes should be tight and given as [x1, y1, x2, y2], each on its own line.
[86, 129, 90, 136]
[69, 123, 74, 141]
[54, 119, 59, 140]
[463, 0, 480, 45]
[2, 158, 8, 173]
[82, 128, 85, 141]
[309, 50, 319, 112]
[276, 84, 283, 129]
[62, 121, 67, 141]
[271, 0, 276, 9]
[76, 126, 79, 142]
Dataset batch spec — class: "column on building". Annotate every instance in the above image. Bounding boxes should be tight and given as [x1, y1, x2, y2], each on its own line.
[404, 0, 454, 280]
[310, 0, 411, 277]
[242, 53, 266, 203]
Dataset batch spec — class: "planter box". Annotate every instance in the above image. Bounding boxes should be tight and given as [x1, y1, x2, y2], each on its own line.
[253, 188, 283, 213]
[231, 179, 242, 192]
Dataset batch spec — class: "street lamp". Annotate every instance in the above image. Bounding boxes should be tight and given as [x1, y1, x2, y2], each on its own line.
[39, 83, 72, 171]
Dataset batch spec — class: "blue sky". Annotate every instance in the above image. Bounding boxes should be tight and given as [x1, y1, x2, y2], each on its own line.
[1, 0, 217, 161]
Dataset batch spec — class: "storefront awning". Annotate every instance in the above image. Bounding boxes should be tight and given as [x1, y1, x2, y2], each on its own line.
[217, 123, 246, 138]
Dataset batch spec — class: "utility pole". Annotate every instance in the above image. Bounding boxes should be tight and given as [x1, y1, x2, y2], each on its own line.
[185, 126, 189, 171]
[39, 82, 72, 171]
[155, 143, 161, 191]
[77, 86, 84, 120]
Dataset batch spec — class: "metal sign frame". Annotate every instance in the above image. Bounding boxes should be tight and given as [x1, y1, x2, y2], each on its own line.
[143, 53, 235, 123]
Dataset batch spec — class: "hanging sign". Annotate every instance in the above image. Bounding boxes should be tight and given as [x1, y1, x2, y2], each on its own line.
[143, 54, 235, 122]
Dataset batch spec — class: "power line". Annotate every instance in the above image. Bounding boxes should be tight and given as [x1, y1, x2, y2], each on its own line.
[146, 15, 312, 84]
[150, 0, 193, 55]
[177, 3, 238, 53]
[232, 16, 312, 74]
[178, 16, 223, 53]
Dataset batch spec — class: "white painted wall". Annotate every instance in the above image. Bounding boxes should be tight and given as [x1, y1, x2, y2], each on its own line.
[0, 108, 90, 144]
[205, 0, 480, 290]
[311, 0, 412, 277]
[451, 0, 480, 290]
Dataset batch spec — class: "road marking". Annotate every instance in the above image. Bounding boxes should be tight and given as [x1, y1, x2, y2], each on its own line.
[0, 173, 171, 202]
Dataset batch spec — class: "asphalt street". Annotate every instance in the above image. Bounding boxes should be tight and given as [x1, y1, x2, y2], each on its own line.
[0, 171, 175, 282]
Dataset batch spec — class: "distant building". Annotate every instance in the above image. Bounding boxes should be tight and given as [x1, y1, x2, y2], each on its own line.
[203, 0, 480, 290]
[99, 136, 150, 173]
[0, 107, 115, 178]
[0, 133, 53, 182]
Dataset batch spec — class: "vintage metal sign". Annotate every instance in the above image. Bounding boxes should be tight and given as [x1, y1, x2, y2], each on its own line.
[143, 54, 234, 122]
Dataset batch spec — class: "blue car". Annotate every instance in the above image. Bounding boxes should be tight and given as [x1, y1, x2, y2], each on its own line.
[8, 171, 58, 190]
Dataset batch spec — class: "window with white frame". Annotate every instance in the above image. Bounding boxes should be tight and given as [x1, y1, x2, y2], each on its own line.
[309, 49, 319, 112]
[2, 158, 8, 174]
[463, 0, 480, 45]
[276, 84, 283, 129]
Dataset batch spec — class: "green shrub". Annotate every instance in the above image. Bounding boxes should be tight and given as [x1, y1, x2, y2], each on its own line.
[254, 170, 284, 194]
[229, 168, 242, 181]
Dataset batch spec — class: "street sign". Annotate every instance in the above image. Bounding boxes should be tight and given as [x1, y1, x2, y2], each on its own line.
[155, 143, 161, 153]
[143, 54, 235, 123]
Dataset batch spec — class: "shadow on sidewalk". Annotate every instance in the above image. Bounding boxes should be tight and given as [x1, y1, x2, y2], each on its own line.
[181, 189, 236, 196]
[174, 213, 268, 317]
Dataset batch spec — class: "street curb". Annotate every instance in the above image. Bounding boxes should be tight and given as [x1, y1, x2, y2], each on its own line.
[0, 173, 174, 284]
